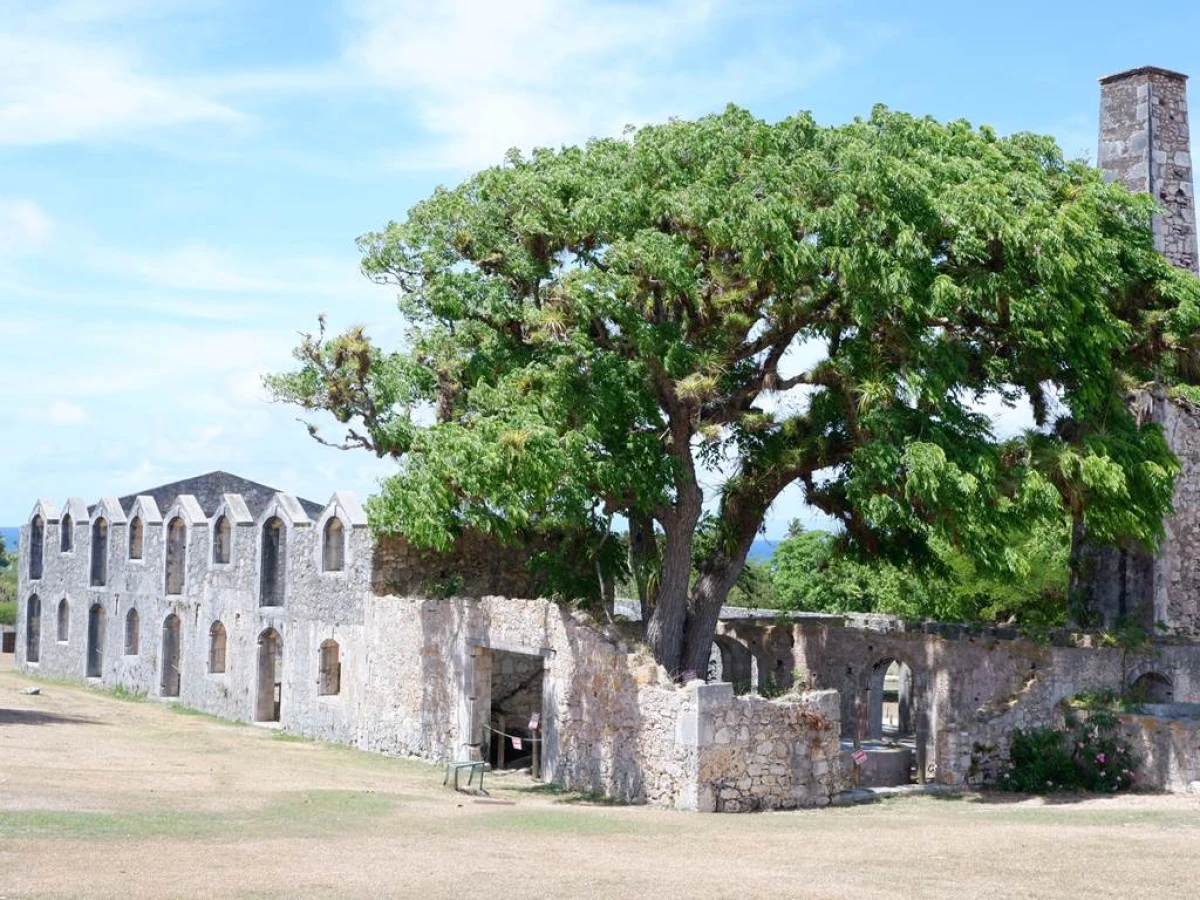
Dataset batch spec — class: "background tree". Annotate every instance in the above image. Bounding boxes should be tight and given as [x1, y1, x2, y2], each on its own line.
[0, 533, 16, 623]
[769, 519, 1068, 626]
[269, 105, 1200, 675]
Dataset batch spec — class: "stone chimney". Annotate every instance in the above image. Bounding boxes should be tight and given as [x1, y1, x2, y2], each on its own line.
[1070, 68, 1200, 636]
[1099, 66, 1198, 274]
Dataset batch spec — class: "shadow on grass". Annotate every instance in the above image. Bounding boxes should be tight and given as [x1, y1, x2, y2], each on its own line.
[0, 708, 98, 726]
[504, 781, 627, 806]
[927, 788, 1150, 806]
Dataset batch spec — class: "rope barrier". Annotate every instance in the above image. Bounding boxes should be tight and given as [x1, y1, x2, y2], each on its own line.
[482, 722, 542, 744]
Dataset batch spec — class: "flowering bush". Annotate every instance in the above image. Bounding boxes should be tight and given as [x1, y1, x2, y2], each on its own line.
[997, 709, 1138, 793]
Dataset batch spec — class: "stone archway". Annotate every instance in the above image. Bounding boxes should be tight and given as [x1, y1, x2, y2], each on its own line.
[708, 634, 755, 693]
[867, 657, 914, 740]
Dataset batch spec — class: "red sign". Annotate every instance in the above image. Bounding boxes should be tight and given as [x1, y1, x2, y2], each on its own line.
[852, 749, 868, 766]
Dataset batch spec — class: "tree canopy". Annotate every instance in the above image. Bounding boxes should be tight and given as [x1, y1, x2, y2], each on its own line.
[269, 104, 1200, 674]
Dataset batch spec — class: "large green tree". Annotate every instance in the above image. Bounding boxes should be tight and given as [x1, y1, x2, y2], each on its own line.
[269, 105, 1200, 675]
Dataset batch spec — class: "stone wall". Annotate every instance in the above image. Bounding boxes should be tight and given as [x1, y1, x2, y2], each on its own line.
[1070, 392, 1200, 636]
[691, 685, 842, 812]
[1118, 711, 1200, 792]
[370, 532, 542, 599]
[719, 611, 1200, 789]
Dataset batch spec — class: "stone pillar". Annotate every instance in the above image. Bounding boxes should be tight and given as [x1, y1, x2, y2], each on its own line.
[1099, 66, 1197, 274]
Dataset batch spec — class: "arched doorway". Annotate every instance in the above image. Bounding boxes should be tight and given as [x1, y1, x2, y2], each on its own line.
[708, 634, 755, 693]
[1130, 671, 1174, 704]
[160, 614, 181, 697]
[25, 594, 41, 662]
[868, 658, 914, 741]
[255, 628, 282, 722]
[86, 603, 104, 677]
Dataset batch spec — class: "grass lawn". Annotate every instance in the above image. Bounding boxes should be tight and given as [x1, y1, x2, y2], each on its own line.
[2, 658, 1199, 899]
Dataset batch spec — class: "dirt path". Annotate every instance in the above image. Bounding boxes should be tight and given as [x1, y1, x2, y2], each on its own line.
[2, 658, 1200, 899]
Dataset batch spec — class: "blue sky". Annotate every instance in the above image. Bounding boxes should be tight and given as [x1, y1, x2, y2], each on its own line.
[2, 0, 1198, 532]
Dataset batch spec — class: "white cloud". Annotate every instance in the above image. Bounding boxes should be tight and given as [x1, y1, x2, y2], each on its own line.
[0, 197, 52, 253]
[86, 242, 363, 298]
[0, 19, 242, 146]
[22, 399, 89, 426]
[343, 0, 850, 169]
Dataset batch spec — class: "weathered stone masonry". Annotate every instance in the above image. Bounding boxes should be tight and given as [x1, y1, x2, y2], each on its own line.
[1100, 67, 1198, 274]
[14, 472, 842, 812]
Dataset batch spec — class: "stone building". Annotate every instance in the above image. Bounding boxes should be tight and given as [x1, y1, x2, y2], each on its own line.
[13, 471, 843, 812]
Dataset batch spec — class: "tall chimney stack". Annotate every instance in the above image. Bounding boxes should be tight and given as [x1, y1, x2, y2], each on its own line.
[1099, 66, 1198, 274]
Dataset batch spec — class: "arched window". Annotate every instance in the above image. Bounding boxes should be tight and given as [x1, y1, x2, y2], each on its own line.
[29, 515, 44, 580]
[318, 639, 341, 695]
[260, 516, 285, 607]
[124, 608, 140, 655]
[25, 594, 41, 663]
[128, 516, 143, 560]
[165, 517, 186, 595]
[56, 598, 70, 642]
[208, 621, 227, 674]
[322, 518, 345, 572]
[60, 513, 73, 552]
[213, 515, 232, 564]
[90, 518, 108, 587]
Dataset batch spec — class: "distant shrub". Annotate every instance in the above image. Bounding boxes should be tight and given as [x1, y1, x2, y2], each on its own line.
[0, 601, 15, 627]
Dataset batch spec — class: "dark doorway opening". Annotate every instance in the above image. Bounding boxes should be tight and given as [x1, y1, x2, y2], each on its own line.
[160, 614, 182, 697]
[86, 603, 104, 678]
[480, 648, 545, 773]
[256, 628, 283, 722]
[1130, 671, 1174, 704]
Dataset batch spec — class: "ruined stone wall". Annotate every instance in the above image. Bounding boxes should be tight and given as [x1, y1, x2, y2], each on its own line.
[1117, 712, 1200, 792]
[779, 612, 1200, 787]
[1071, 392, 1200, 635]
[692, 686, 842, 812]
[370, 533, 542, 598]
[356, 595, 842, 810]
[16, 503, 842, 811]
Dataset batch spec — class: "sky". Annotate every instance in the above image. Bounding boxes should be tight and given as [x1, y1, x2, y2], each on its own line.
[2, 0, 1199, 533]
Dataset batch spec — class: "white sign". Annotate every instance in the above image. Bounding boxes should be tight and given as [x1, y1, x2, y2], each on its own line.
[528, 712, 540, 730]
[512, 737, 523, 751]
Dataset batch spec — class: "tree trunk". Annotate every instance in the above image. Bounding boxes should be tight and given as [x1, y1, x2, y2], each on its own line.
[645, 520, 698, 675]
[681, 541, 755, 677]
[680, 476, 782, 677]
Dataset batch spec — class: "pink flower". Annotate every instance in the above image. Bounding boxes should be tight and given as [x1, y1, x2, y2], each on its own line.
[1096, 753, 1106, 764]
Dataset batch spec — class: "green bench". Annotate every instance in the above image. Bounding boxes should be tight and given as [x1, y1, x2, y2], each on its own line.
[444, 742, 488, 794]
